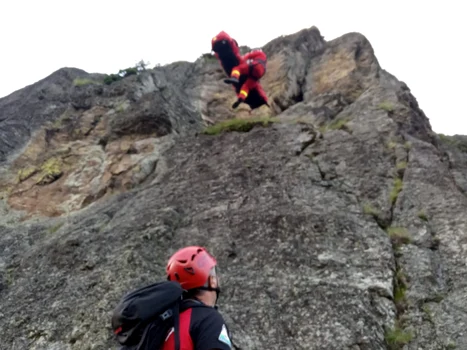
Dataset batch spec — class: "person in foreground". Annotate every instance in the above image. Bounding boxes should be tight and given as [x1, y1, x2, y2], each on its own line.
[111, 246, 233, 350]
[161, 246, 233, 350]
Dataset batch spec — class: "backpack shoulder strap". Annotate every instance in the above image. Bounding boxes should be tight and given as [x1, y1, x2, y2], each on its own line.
[173, 304, 181, 350]
[171, 299, 211, 350]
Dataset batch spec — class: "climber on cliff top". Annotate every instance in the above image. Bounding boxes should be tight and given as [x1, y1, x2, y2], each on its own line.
[211, 31, 269, 111]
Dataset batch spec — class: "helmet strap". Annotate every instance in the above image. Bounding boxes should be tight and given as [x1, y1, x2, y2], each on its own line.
[197, 286, 221, 304]
[197, 286, 220, 293]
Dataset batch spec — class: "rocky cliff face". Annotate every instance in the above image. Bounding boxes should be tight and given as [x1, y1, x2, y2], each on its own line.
[1, 26, 466, 350]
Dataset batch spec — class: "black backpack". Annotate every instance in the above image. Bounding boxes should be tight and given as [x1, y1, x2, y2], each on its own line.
[111, 281, 186, 350]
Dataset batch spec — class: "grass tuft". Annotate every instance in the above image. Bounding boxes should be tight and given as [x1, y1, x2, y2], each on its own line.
[203, 117, 278, 135]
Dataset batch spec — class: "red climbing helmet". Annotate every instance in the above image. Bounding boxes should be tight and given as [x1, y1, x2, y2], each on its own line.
[166, 246, 217, 291]
[211, 31, 240, 57]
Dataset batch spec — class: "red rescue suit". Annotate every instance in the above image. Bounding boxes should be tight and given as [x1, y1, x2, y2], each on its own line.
[211, 31, 269, 110]
[230, 49, 267, 102]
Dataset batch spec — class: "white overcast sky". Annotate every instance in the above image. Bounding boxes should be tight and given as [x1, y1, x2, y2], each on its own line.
[1, 0, 465, 135]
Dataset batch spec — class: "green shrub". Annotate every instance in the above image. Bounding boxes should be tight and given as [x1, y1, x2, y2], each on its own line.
[417, 210, 428, 221]
[385, 325, 413, 349]
[378, 101, 395, 112]
[104, 74, 123, 85]
[73, 78, 99, 86]
[103, 63, 147, 85]
[389, 178, 403, 205]
[319, 118, 350, 132]
[363, 203, 380, 218]
[396, 161, 407, 170]
[387, 226, 412, 245]
[438, 134, 467, 153]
